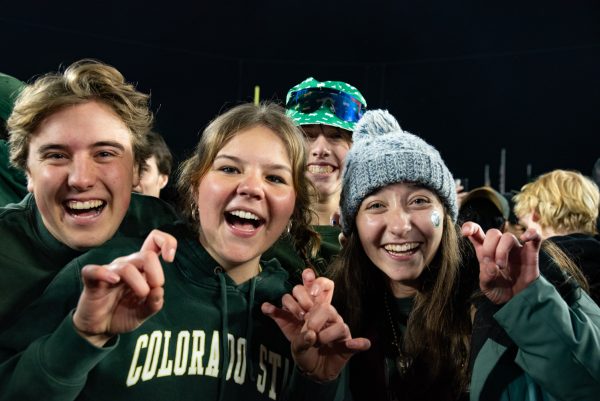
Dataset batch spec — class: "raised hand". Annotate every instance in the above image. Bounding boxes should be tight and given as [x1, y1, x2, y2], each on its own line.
[462, 221, 541, 304]
[72, 230, 177, 346]
[262, 269, 370, 382]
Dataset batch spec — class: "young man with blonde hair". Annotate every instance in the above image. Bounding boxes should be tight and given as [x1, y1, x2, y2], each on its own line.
[514, 169, 600, 302]
[0, 60, 178, 327]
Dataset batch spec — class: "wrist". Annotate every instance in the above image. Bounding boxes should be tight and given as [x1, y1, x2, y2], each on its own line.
[72, 313, 113, 347]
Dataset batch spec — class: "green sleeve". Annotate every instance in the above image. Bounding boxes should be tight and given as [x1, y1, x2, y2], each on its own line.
[0, 257, 115, 400]
[494, 275, 600, 400]
[0, 313, 118, 401]
[0, 140, 27, 207]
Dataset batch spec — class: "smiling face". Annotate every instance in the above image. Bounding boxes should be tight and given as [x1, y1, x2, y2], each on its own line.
[26, 101, 136, 250]
[302, 124, 351, 200]
[195, 125, 296, 276]
[356, 182, 444, 297]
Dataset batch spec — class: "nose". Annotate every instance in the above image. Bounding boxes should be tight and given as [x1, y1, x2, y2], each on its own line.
[311, 134, 331, 158]
[68, 156, 96, 191]
[388, 208, 411, 236]
[237, 170, 264, 200]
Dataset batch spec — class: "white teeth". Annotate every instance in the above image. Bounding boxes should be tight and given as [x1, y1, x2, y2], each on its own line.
[229, 210, 260, 220]
[308, 165, 334, 174]
[67, 200, 104, 210]
[384, 243, 419, 253]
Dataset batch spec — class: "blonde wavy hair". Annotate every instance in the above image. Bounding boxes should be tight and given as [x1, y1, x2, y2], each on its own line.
[7, 59, 153, 173]
[177, 102, 319, 258]
[514, 169, 599, 235]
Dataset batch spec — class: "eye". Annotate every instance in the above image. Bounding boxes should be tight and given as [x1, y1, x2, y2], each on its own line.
[41, 152, 68, 162]
[304, 133, 317, 142]
[96, 151, 116, 158]
[266, 175, 287, 184]
[411, 196, 430, 205]
[365, 201, 385, 210]
[218, 166, 239, 174]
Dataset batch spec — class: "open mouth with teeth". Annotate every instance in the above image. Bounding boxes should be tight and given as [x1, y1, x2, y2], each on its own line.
[384, 242, 420, 255]
[307, 165, 335, 174]
[225, 210, 265, 231]
[64, 200, 106, 217]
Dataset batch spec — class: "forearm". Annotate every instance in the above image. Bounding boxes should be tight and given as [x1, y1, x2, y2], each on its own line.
[495, 275, 600, 399]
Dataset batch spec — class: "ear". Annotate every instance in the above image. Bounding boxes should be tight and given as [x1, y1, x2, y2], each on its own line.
[532, 209, 541, 222]
[26, 171, 33, 193]
[158, 173, 169, 190]
[132, 164, 141, 187]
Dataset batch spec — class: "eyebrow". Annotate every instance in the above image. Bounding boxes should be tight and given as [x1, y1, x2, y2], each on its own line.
[37, 141, 126, 154]
[215, 154, 292, 173]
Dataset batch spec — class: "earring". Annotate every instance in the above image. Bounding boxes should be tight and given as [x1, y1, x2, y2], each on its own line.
[286, 221, 292, 235]
[190, 203, 197, 220]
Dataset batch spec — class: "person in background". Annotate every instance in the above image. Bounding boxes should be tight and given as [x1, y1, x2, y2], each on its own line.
[514, 169, 600, 304]
[458, 186, 510, 232]
[592, 157, 600, 237]
[0, 60, 178, 328]
[0, 103, 370, 400]
[133, 130, 172, 198]
[0, 71, 28, 206]
[264, 77, 367, 281]
[329, 110, 600, 400]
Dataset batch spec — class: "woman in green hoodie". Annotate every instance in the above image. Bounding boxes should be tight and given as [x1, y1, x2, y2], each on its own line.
[0, 103, 369, 401]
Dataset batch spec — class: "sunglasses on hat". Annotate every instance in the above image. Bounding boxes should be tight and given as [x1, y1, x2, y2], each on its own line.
[286, 87, 366, 123]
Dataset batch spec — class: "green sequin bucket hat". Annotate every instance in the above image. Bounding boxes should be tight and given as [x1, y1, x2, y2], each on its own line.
[285, 77, 367, 132]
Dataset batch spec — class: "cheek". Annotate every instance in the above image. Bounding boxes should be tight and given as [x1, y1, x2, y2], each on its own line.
[272, 189, 296, 219]
[356, 215, 384, 247]
[334, 144, 350, 162]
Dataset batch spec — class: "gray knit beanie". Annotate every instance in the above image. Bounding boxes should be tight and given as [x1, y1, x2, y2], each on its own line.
[340, 109, 457, 235]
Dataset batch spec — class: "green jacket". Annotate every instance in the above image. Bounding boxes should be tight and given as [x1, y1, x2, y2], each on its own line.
[264, 225, 341, 283]
[0, 140, 27, 207]
[0, 192, 180, 329]
[0, 223, 345, 401]
[470, 276, 600, 401]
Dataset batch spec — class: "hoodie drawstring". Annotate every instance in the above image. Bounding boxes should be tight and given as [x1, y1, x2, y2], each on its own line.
[216, 268, 229, 401]
[214, 267, 261, 399]
[246, 276, 257, 381]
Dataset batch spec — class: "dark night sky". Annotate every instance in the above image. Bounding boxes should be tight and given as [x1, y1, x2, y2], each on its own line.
[1, 1, 599, 193]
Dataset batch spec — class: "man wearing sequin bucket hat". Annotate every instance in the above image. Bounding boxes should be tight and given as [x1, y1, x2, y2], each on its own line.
[265, 77, 367, 281]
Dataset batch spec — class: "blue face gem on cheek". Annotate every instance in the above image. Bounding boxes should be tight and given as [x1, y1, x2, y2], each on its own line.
[431, 210, 441, 228]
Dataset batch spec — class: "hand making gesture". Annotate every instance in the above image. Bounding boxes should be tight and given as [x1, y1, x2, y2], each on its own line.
[262, 269, 371, 382]
[462, 222, 542, 304]
[72, 230, 177, 346]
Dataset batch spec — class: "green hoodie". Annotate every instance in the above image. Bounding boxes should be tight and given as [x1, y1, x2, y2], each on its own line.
[0, 223, 345, 401]
[0, 139, 27, 207]
[0, 192, 180, 329]
[264, 225, 342, 283]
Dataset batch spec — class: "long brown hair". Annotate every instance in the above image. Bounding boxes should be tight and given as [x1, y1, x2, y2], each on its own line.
[331, 211, 472, 397]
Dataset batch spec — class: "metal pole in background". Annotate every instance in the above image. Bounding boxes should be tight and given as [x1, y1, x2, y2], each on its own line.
[254, 85, 260, 105]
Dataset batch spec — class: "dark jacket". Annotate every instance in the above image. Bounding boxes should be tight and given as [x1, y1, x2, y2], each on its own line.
[549, 233, 600, 304]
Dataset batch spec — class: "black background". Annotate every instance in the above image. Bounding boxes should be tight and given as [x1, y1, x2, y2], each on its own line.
[2, 0, 599, 193]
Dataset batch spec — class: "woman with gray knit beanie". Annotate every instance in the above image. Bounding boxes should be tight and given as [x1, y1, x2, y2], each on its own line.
[329, 110, 600, 401]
